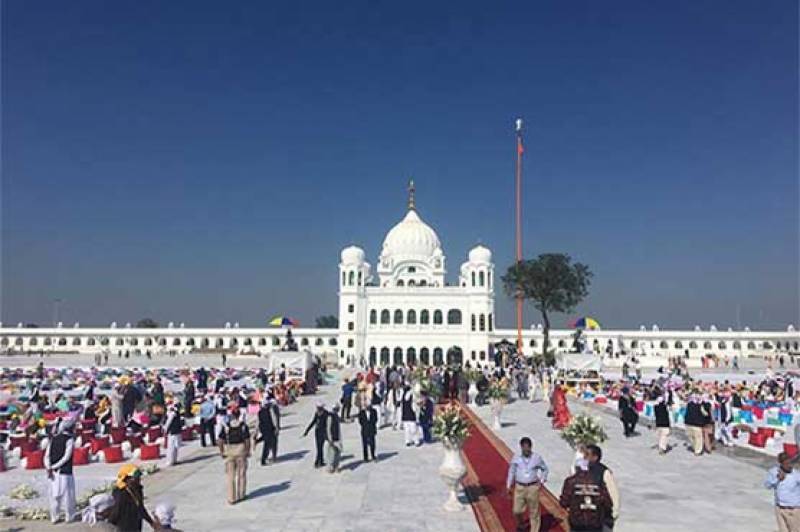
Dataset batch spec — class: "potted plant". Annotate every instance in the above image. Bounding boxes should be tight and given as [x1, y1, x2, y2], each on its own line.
[432, 403, 471, 511]
[560, 413, 609, 449]
[465, 369, 481, 405]
[487, 380, 509, 429]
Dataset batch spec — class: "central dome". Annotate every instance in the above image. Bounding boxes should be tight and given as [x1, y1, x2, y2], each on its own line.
[381, 209, 442, 260]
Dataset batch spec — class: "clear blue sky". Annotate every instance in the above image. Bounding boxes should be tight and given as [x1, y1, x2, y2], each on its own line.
[2, 1, 797, 330]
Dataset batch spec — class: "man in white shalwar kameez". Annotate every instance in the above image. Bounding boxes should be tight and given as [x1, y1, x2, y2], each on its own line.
[400, 384, 421, 446]
[44, 416, 77, 523]
[162, 400, 183, 466]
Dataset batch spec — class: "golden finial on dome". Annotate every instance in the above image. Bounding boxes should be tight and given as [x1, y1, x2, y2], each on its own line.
[407, 179, 416, 210]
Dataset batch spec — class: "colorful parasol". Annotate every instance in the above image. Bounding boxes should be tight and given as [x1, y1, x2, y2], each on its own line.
[570, 317, 601, 330]
[268, 316, 299, 327]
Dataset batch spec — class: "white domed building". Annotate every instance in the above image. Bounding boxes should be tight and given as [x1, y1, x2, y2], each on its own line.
[338, 182, 495, 367]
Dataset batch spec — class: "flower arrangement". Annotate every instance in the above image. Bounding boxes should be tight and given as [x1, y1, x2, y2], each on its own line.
[464, 369, 482, 384]
[432, 403, 470, 448]
[409, 366, 428, 383]
[76, 482, 115, 510]
[560, 413, 609, 449]
[16, 507, 49, 520]
[141, 463, 160, 476]
[9, 483, 38, 500]
[419, 378, 442, 401]
[486, 380, 509, 402]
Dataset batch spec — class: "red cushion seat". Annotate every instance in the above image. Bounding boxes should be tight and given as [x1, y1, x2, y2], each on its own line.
[784, 443, 798, 458]
[72, 445, 90, 466]
[139, 443, 160, 460]
[127, 434, 143, 449]
[25, 449, 44, 470]
[90, 436, 110, 454]
[146, 427, 162, 444]
[110, 427, 127, 445]
[103, 445, 124, 463]
[749, 432, 767, 448]
[181, 427, 195, 440]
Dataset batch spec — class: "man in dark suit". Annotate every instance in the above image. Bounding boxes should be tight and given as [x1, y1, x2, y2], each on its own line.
[358, 402, 378, 462]
[256, 397, 280, 465]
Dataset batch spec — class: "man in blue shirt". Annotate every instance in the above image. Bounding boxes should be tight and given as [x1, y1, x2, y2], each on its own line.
[765, 452, 800, 532]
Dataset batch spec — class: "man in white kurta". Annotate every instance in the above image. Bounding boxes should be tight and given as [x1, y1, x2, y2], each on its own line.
[45, 417, 77, 524]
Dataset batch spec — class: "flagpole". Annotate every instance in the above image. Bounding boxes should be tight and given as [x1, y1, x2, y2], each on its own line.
[515, 118, 524, 362]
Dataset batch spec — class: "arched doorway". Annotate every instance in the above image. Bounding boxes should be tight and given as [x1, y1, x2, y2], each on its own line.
[420, 347, 430, 366]
[380, 347, 390, 365]
[369, 347, 377, 367]
[446, 346, 463, 366]
[393, 347, 403, 366]
[407, 347, 417, 366]
[433, 347, 444, 366]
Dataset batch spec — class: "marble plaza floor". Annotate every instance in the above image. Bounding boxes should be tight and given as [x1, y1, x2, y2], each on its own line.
[470, 395, 776, 532]
[13, 374, 478, 532]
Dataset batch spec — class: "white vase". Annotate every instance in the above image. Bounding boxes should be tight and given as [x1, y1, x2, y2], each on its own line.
[439, 441, 467, 512]
[468, 382, 478, 405]
[490, 399, 503, 430]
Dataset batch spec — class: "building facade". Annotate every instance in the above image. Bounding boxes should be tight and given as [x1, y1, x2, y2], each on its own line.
[1, 184, 798, 367]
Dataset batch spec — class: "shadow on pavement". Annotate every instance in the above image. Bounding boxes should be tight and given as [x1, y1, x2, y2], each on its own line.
[247, 480, 291, 500]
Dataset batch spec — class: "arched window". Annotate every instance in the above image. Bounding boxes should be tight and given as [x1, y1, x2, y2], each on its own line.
[369, 347, 377, 366]
[747, 341, 756, 349]
[348, 271, 355, 286]
[558, 339, 566, 348]
[433, 347, 444, 365]
[718, 341, 727, 349]
[674, 341, 683, 349]
[471, 315, 476, 331]
[480, 351, 486, 361]
[259, 338, 267, 346]
[342, 272, 346, 286]
[488, 272, 492, 288]
[230, 338, 239, 347]
[73, 338, 81, 346]
[201, 338, 210, 348]
[733, 341, 741, 349]
[243, 338, 252, 346]
[393, 347, 403, 366]
[479, 271, 485, 286]
[328, 338, 338, 346]
[420, 310, 430, 325]
[471, 272, 476, 286]
[186, 338, 195, 347]
[420, 347, 430, 365]
[358, 272, 362, 286]
[394, 310, 403, 325]
[58, 338, 67, 346]
[380, 310, 390, 324]
[216, 338, 225, 348]
[407, 310, 417, 325]
[408, 280, 416, 287]
[157, 338, 166, 347]
[688, 341, 697, 349]
[407, 347, 417, 365]
[530, 339, 538, 348]
[301, 338, 309, 346]
[370, 310, 377, 325]
[397, 280, 405, 287]
[380, 347, 390, 365]
[703, 341, 712, 349]
[315, 338, 324, 346]
[434, 310, 443, 325]
[479, 314, 486, 331]
[419, 280, 427, 287]
[100, 338, 109, 346]
[488, 314, 493, 331]
[629, 340, 638, 349]
[447, 309, 462, 325]
[272, 337, 280, 346]
[659, 341, 668, 349]
[86, 338, 94, 347]
[763, 341, 774, 349]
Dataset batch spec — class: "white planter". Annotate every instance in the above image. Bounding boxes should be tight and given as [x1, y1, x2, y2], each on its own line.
[490, 399, 504, 430]
[439, 441, 467, 512]
[468, 382, 478, 405]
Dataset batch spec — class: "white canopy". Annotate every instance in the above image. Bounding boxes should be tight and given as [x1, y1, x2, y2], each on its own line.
[556, 353, 603, 372]
[268, 350, 313, 376]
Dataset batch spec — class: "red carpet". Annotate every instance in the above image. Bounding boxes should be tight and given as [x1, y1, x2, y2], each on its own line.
[459, 402, 567, 532]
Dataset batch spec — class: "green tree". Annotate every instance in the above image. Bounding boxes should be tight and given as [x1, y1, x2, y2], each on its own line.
[315, 315, 339, 328]
[502, 253, 592, 365]
[136, 318, 159, 328]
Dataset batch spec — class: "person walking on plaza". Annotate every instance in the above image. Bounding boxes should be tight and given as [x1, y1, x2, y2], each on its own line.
[326, 404, 343, 473]
[684, 393, 705, 456]
[182, 376, 195, 418]
[418, 390, 434, 444]
[766, 452, 800, 532]
[506, 436, 549, 532]
[161, 400, 183, 466]
[256, 397, 280, 465]
[218, 404, 250, 505]
[653, 394, 671, 454]
[584, 445, 619, 531]
[401, 382, 421, 447]
[303, 401, 329, 468]
[45, 416, 77, 524]
[559, 459, 613, 532]
[198, 395, 216, 447]
[390, 383, 404, 431]
[617, 387, 637, 438]
[358, 400, 378, 462]
[701, 394, 715, 454]
[341, 378, 355, 422]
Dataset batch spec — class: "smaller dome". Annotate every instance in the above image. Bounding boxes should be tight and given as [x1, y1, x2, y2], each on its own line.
[341, 245, 365, 265]
[468, 245, 492, 264]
